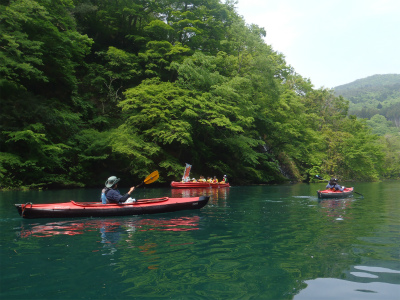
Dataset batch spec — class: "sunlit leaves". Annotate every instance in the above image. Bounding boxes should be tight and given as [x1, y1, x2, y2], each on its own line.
[121, 78, 195, 146]
[320, 118, 384, 181]
[109, 124, 159, 175]
[1, 0, 396, 189]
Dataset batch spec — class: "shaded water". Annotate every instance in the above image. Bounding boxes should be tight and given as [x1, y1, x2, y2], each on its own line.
[0, 182, 399, 300]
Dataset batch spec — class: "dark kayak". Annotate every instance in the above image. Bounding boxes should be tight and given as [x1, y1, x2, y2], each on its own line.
[317, 187, 354, 199]
[15, 196, 210, 219]
[171, 181, 230, 188]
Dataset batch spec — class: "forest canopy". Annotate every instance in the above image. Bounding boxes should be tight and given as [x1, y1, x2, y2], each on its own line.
[1, 0, 399, 189]
[334, 74, 400, 127]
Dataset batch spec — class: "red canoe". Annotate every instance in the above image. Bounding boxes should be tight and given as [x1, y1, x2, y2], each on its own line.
[15, 196, 210, 219]
[171, 181, 230, 188]
[317, 187, 354, 199]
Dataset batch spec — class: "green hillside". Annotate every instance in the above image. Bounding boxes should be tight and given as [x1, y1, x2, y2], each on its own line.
[334, 74, 400, 126]
[1, 1, 399, 189]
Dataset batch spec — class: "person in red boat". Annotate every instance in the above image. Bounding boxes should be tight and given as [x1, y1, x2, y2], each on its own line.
[220, 175, 228, 184]
[326, 177, 344, 192]
[102, 176, 136, 204]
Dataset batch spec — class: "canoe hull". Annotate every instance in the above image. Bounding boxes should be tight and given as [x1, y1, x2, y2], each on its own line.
[171, 181, 230, 188]
[317, 187, 354, 199]
[15, 196, 210, 219]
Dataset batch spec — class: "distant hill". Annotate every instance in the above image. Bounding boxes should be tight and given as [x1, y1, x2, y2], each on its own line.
[335, 74, 400, 92]
[334, 74, 400, 127]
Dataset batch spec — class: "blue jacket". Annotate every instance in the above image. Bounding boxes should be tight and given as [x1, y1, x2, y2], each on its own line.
[103, 188, 130, 203]
[326, 183, 344, 192]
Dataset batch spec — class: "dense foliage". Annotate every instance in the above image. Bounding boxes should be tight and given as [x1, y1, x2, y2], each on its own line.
[1, 0, 399, 189]
[334, 74, 400, 179]
[334, 74, 400, 126]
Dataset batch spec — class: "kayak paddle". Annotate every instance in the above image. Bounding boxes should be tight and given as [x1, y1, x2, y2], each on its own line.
[136, 171, 159, 188]
[353, 191, 364, 197]
[315, 175, 327, 181]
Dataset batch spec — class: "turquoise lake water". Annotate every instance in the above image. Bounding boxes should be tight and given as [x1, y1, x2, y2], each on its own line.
[1, 182, 399, 299]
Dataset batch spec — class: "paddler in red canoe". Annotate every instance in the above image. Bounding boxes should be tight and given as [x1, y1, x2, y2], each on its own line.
[101, 176, 136, 204]
[326, 177, 344, 192]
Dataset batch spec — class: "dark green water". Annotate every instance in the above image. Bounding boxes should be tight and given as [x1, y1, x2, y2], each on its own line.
[1, 182, 399, 300]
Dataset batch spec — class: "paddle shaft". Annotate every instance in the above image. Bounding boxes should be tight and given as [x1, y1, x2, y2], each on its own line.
[353, 191, 364, 197]
[315, 175, 328, 182]
[136, 181, 149, 188]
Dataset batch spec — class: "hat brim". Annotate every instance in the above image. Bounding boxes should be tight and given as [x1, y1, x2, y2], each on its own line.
[105, 178, 120, 188]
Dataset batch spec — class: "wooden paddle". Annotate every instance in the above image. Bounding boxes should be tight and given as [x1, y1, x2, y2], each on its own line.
[136, 170, 159, 188]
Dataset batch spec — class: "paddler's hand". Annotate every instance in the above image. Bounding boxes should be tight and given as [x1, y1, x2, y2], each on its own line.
[128, 187, 135, 194]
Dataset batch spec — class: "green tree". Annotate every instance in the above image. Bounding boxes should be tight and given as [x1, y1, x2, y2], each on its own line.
[1, 0, 397, 189]
[0, 0, 93, 188]
[367, 114, 398, 136]
[380, 134, 400, 179]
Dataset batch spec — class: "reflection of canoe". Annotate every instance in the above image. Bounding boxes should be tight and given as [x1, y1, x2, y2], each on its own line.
[171, 187, 229, 199]
[19, 216, 201, 237]
[15, 196, 210, 219]
[317, 187, 354, 199]
[171, 181, 230, 188]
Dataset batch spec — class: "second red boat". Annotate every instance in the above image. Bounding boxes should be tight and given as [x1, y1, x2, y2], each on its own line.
[171, 181, 230, 188]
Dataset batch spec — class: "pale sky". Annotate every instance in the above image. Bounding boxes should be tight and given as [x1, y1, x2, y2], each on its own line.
[235, 0, 400, 89]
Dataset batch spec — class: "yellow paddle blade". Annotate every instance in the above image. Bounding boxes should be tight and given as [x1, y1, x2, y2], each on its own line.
[144, 171, 159, 185]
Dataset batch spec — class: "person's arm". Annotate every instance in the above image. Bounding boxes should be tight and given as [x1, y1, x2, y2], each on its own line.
[119, 187, 135, 203]
[106, 188, 134, 203]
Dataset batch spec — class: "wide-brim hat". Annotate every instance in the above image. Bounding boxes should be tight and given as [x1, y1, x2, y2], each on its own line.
[105, 176, 120, 188]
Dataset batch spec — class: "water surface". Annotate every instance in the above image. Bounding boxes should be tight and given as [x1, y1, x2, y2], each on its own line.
[1, 182, 399, 299]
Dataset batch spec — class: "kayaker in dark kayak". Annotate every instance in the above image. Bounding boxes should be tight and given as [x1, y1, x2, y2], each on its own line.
[326, 177, 344, 192]
[101, 176, 136, 204]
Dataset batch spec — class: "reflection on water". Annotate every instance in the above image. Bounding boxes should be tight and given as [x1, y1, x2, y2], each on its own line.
[171, 187, 229, 206]
[1, 183, 399, 300]
[295, 277, 399, 300]
[318, 198, 356, 221]
[16, 216, 202, 269]
[296, 262, 400, 299]
[18, 216, 201, 238]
